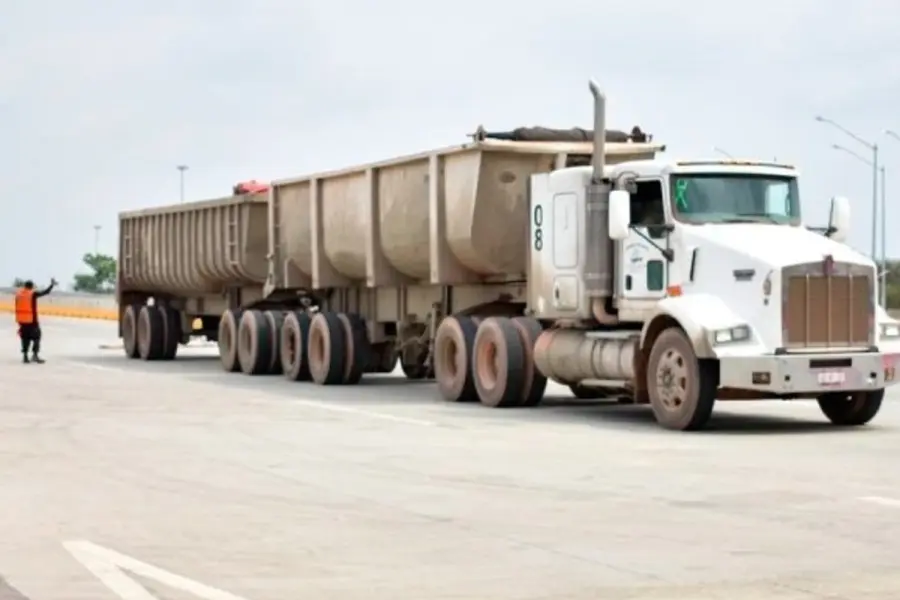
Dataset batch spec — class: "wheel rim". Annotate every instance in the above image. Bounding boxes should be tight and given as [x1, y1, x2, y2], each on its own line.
[125, 313, 135, 348]
[656, 347, 688, 410]
[221, 319, 232, 351]
[442, 338, 458, 378]
[286, 327, 298, 365]
[138, 312, 148, 351]
[309, 326, 325, 365]
[477, 338, 499, 390]
[239, 321, 251, 353]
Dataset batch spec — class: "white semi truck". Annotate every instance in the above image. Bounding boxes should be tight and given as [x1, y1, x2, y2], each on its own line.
[117, 79, 900, 430]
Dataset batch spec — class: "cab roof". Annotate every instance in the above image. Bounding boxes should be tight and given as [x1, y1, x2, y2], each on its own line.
[607, 158, 799, 179]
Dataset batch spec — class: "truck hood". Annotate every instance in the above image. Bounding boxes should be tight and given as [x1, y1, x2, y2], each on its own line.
[682, 223, 871, 268]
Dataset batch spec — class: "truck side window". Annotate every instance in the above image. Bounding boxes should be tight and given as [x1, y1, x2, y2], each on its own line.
[646, 259, 665, 291]
[630, 180, 666, 239]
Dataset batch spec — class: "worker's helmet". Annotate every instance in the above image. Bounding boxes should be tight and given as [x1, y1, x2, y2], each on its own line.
[23, 280, 34, 289]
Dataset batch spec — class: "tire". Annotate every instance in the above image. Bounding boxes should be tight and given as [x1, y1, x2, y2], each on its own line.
[569, 384, 607, 400]
[307, 312, 347, 385]
[281, 311, 313, 381]
[137, 305, 165, 361]
[433, 315, 479, 402]
[401, 357, 431, 380]
[472, 317, 527, 408]
[817, 389, 884, 426]
[217, 309, 242, 373]
[237, 309, 273, 376]
[372, 344, 398, 373]
[121, 304, 141, 359]
[337, 313, 369, 385]
[264, 310, 285, 375]
[646, 327, 717, 431]
[511, 317, 547, 407]
[160, 307, 181, 361]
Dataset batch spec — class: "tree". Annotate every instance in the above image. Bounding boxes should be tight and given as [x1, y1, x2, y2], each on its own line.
[885, 260, 900, 310]
[11, 277, 26, 287]
[72, 253, 117, 293]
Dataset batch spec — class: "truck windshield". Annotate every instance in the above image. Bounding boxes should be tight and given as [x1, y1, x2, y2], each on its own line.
[670, 173, 800, 225]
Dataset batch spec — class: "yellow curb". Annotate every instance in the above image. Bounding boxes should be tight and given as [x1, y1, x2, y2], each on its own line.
[0, 305, 204, 328]
[0, 303, 117, 321]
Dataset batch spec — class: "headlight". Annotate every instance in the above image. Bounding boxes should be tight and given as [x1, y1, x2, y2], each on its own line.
[713, 325, 751, 345]
[880, 323, 900, 339]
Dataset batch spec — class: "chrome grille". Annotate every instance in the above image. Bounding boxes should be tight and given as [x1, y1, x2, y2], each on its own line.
[781, 261, 874, 350]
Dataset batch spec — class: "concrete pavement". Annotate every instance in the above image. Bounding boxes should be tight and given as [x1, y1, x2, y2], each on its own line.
[1, 317, 899, 599]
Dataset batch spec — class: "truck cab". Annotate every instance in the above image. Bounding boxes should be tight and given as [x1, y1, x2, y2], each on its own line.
[529, 153, 900, 430]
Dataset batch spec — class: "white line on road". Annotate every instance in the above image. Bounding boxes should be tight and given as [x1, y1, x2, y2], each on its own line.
[68, 361, 437, 427]
[64, 540, 250, 600]
[858, 496, 900, 508]
[292, 397, 437, 426]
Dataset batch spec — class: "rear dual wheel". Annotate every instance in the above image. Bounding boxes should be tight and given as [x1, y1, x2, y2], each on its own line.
[237, 310, 274, 375]
[129, 304, 181, 361]
[122, 304, 141, 359]
[222, 309, 371, 384]
[434, 315, 479, 403]
[218, 308, 281, 375]
[302, 311, 372, 386]
[472, 316, 547, 408]
[218, 309, 243, 372]
[231, 309, 296, 376]
[281, 311, 313, 381]
[434, 315, 546, 408]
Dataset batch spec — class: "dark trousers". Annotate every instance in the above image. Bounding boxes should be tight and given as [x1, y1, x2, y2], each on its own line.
[19, 324, 41, 356]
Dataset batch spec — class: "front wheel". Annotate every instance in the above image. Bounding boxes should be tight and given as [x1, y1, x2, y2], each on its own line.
[817, 389, 884, 426]
[646, 327, 717, 431]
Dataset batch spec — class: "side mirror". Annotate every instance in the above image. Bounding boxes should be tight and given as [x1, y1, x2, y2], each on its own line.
[608, 189, 631, 240]
[827, 196, 850, 243]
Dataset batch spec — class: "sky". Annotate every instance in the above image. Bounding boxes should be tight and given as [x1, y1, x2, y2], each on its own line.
[2, 0, 899, 287]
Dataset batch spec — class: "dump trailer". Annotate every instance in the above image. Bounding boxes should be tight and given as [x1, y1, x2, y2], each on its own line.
[118, 80, 900, 431]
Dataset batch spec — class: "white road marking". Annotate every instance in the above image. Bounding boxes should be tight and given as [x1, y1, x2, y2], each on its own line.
[291, 397, 436, 426]
[63, 540, 249, 600]
[67, 361, 437, 427]
[858, 496, 900, 508]
[69, 362, 127, 373]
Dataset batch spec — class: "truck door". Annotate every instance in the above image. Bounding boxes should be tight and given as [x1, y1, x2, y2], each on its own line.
[618, 179, 669, 300]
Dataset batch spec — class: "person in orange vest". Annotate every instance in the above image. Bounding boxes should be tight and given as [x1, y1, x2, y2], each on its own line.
[15, 278, 57, 364]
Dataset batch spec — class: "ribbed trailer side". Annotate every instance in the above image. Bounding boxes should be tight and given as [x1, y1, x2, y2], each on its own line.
[266, 139, 664, 293]
[118, 193, 269, 299]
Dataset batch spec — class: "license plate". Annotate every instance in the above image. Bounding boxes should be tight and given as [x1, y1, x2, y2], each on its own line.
[817, 371, 846, 386]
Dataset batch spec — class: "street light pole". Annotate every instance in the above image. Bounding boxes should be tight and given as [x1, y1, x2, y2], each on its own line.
[874, 145, 880, 261]
[884, 130, 900, 306]
[177, 165, 189, 203]
[93, 225, 101, 254]
[880, 165, 886, 305]
[816, 116, 879, 260]
[831, 143, 888, 305]
[712, 146, 734, 158]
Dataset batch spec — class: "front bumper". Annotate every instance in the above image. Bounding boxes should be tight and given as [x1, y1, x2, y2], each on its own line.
[719, 351, 900, 394]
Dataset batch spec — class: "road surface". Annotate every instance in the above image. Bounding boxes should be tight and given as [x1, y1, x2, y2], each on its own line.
[0, 317, 899, 599]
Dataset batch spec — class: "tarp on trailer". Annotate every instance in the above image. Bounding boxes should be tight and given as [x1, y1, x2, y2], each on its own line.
[472, 125, 650, 144]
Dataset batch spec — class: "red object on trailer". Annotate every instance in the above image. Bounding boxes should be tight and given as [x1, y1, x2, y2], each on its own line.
[233, 180, 270, 195]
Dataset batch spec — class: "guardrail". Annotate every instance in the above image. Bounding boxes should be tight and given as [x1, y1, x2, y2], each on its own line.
[0, 288, 117, 320]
